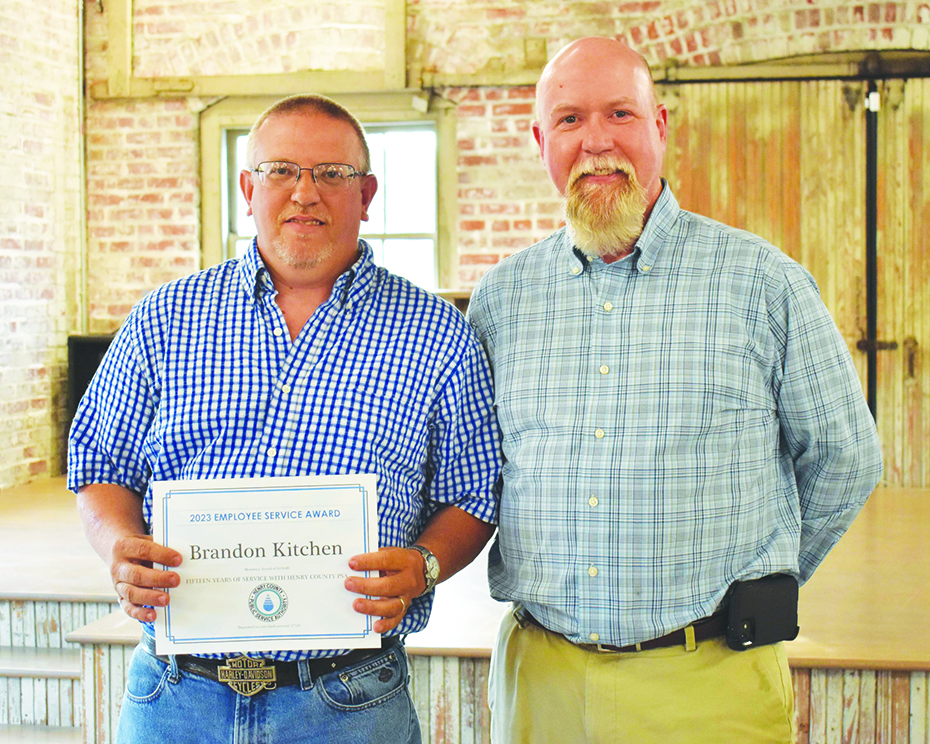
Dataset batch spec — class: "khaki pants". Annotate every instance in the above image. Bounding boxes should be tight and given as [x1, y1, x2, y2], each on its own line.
[489, 609, 795, 744]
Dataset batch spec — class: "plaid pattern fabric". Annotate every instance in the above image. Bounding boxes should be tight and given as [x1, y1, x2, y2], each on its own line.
[69, 240, 501, 660]
[467, 184, 882, 648]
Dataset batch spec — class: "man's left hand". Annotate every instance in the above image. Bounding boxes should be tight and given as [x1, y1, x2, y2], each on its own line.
[345, 547, 426, 634]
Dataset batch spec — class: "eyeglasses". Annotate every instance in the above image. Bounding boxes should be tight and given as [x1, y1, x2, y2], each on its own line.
[251, 161, 367, 190]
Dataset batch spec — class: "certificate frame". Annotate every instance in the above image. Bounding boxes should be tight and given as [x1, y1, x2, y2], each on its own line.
[151, 474, 380, 655]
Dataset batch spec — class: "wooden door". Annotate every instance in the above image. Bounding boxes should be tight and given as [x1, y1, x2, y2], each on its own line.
[876, 77, 930, 487]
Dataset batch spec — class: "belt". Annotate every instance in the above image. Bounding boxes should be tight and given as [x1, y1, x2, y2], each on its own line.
[140, 632, 399, 696]
[517, 608, 727, 653]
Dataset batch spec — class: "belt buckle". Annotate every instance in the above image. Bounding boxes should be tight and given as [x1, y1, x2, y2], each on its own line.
[217, 656, 277, 697]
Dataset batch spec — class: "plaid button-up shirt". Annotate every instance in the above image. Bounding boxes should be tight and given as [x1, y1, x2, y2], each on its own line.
[467, 184, 882, 648]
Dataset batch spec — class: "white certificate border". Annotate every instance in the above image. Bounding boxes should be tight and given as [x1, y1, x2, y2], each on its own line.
[159, 480, 376, 649]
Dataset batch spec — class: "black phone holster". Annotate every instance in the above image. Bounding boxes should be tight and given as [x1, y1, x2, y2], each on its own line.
[725, 574, 800, 651]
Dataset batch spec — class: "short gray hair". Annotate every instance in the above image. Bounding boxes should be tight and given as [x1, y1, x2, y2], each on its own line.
[245, 94, 371, 173]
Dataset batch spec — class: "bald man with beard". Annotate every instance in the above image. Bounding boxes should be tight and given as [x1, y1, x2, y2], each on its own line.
[466, 37, 882, 743]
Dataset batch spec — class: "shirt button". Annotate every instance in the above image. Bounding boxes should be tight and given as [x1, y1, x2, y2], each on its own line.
[603, 302, 614, 312]
[594, 429, 605, 439]
[571, 266, 581, 275]
[281, 384, 291, 394]
[599, 365, 609, 375]
[266, 447, 277, 458]
[589, 496, 599, 507]
[641, 264, 652, 272]
[590, 632, 600, 642]
[588, 566, 598, 577]
[273, 327, 283, 336]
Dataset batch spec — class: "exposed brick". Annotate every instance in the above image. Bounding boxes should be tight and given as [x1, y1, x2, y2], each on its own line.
[460, 254, 498, 265]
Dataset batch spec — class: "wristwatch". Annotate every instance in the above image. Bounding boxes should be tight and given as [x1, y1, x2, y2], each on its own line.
[410, 545, 440, 596]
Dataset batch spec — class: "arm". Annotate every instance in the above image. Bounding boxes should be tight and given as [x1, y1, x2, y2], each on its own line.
[345, 505, 495, 634]
[77, 483, 182, 623]
[773, 267, 883, 581]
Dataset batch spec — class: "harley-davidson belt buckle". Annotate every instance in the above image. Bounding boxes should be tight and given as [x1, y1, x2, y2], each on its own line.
[217, 656, 277, 697]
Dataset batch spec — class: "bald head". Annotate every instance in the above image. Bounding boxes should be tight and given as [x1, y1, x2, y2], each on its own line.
[536, 37, 657, 121]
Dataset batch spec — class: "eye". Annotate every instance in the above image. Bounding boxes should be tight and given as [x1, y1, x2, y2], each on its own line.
[561, 115, 578, 125]
[317, 165, 348, 184]
[612, 110, 630, 120]
[268, 162, 296, 177]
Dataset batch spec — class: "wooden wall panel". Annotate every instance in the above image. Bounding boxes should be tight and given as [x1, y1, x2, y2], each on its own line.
[876, 78, 930, 487]
[662, 80, 869, 389]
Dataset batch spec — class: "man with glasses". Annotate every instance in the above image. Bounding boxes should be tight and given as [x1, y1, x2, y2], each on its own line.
[69, 94, 500, 743]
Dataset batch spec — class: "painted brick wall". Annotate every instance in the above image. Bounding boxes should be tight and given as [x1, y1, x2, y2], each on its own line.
[447, 86, 559, 286]
[410, 0, 930, 72]
[84, 98, 201, 331]
[0, 0, 81, 489]
[131, 0, 386, 77]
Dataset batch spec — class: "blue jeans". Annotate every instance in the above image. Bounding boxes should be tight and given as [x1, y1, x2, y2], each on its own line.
[116, 641, 421, 743]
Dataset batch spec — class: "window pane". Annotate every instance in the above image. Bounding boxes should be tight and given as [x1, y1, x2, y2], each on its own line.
[365, 132, 386, 235]
[234, 238, 251, 259]
[384, 130, 437, 234]
[235, 135, 254, 238]
[382, 239, 436, 290]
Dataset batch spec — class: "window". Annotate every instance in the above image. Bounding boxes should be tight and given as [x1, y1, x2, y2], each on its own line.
[223, 122, 439, 289]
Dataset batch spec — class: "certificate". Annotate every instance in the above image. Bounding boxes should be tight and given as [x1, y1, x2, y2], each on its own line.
[151, 474, 379, 655]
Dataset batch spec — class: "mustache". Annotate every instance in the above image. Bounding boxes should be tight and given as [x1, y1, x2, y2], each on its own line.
[567, 157, 636, 191]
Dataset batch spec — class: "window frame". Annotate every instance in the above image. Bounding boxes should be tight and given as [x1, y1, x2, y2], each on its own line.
[200, 93, 458, 288]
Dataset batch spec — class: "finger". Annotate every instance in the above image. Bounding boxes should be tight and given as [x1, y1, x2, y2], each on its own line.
[115, 581, 172, 611]
[118, 595, 159, 624]
[113, 535, 183, 568]
[345, 570, 419, 599]
[348, 546, 415, 573]
[351, 596, 408, 634]
[113, 562, 180, 591]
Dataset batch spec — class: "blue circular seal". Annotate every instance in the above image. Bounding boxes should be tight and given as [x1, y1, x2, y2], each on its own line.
[248, 583, 288, 622]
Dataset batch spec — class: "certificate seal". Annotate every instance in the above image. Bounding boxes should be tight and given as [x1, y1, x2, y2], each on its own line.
[248, 583, 288, 622]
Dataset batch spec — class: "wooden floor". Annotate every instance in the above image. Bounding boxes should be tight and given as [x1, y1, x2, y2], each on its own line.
[2, 477, 929, 670]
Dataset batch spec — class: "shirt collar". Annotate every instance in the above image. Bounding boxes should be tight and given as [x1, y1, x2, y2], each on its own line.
[633, 179, 680, 273]
[236, 237, 377, 309]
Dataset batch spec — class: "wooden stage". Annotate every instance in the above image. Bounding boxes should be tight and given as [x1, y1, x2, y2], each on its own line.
[2, 478, 929, 742]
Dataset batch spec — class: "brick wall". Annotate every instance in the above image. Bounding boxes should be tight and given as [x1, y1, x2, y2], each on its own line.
[84, 99, 201, 331]
[447, 86, 559, 286]
[130, 0, 386, 77]
[410, 0, 930, 72]
[0, 0, 81, 489]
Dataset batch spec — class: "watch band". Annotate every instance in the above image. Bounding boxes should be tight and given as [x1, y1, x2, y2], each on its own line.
[410, 545, 440, 596]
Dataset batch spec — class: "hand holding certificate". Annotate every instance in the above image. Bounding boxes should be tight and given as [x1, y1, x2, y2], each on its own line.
[151, 475, 379, 655]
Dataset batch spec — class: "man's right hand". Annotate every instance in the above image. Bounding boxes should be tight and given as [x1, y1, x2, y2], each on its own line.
[77, 483, 183, 623]
[108, 533, 182, 623]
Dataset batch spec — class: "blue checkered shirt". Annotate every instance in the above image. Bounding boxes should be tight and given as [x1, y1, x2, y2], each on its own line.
[68, 240, 500, 660]
[467, 184, 882, 648]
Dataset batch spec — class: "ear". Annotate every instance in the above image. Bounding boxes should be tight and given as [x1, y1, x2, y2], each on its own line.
[655, 104, 668, 145]
[359, 174, 378, 223]
[532, 121, 545, 159]
[239, 170, 254, 216]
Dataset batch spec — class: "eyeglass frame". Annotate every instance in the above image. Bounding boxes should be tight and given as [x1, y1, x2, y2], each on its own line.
[249, 161, 370, 190]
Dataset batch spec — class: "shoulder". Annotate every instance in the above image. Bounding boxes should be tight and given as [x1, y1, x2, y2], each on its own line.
[675, 209, 818, 294]
[469, 230, 568, 314]
[367, 268, 479, 352]
[133, 259, 240, 316]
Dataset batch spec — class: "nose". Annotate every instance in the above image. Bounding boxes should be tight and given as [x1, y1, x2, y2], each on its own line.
[581, 116, 615, 156]
[291, 171, 322, 206]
